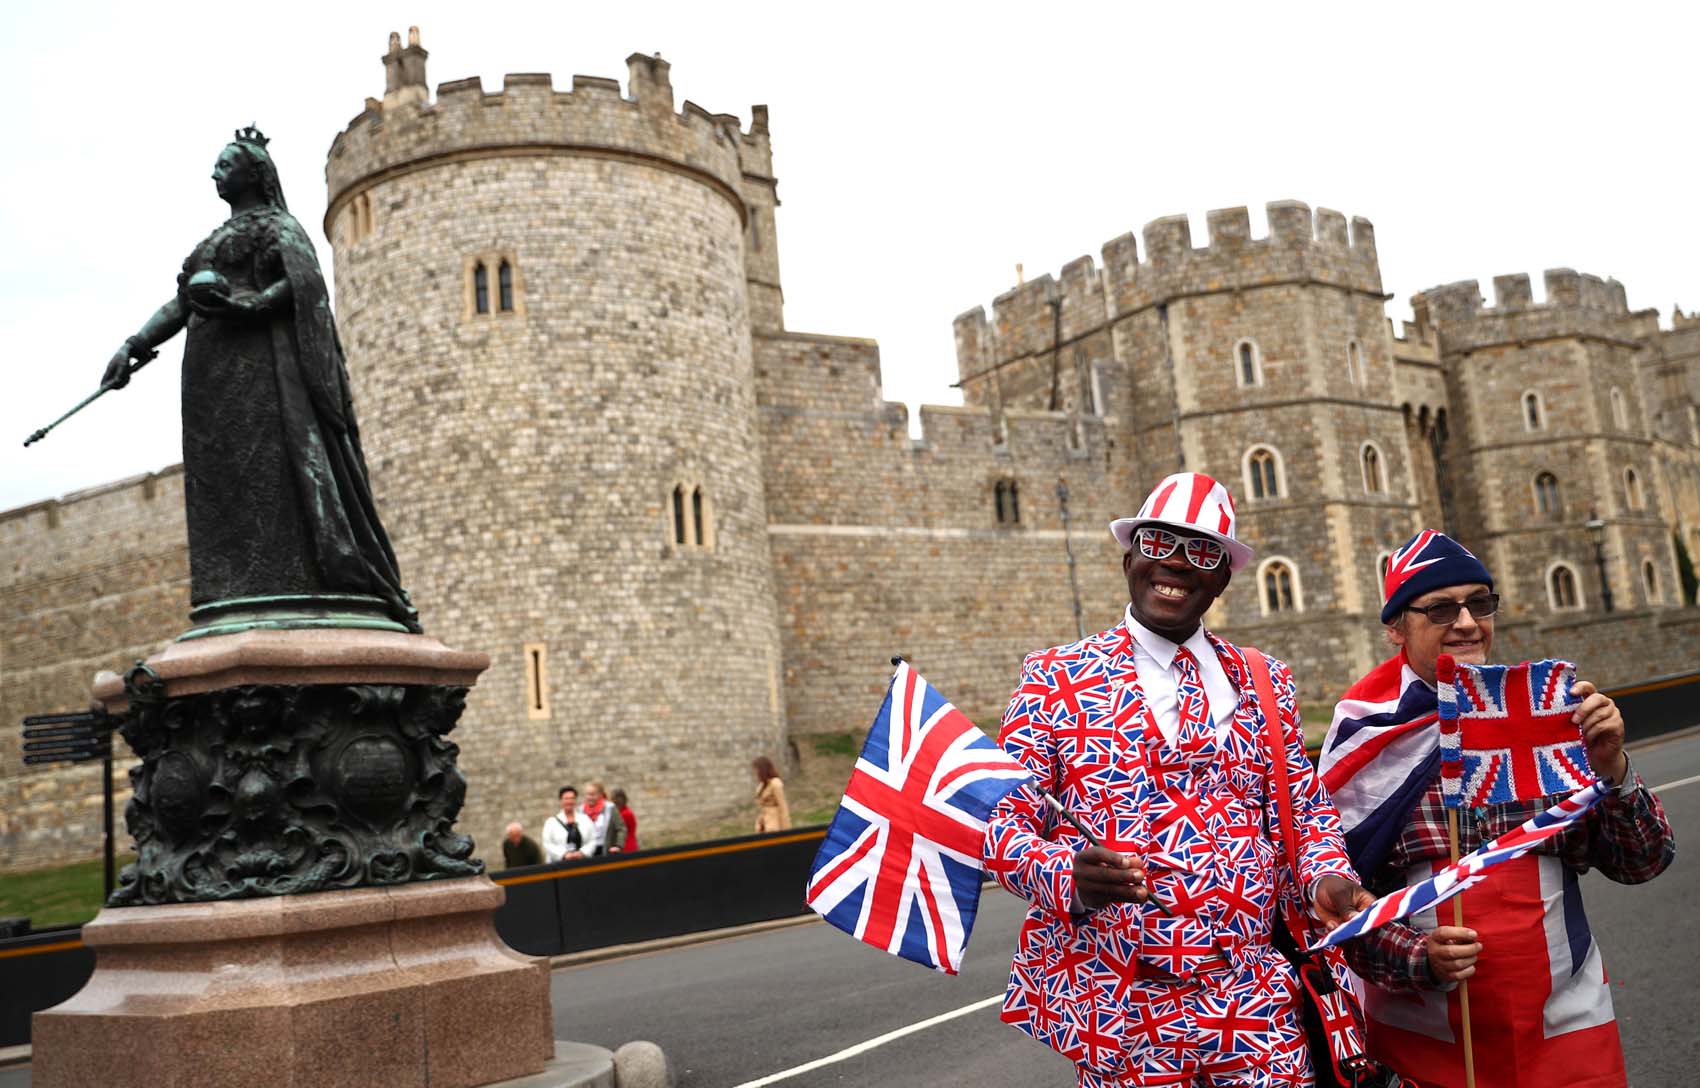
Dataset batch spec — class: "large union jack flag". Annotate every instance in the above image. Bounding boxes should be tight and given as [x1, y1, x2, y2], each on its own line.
[805, 661, 1031, 973]
[1437, 655, 1591, 808]
[1310, 779, 1609, 952]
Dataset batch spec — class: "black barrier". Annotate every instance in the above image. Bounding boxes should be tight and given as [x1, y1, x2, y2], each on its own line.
[0, 928, 92, 1048]
[0, 826, 830, 1048]
[491, 827, 828, 957]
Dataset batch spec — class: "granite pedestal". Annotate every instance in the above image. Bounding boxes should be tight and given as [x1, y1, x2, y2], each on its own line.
[30, 628, 565, 1087]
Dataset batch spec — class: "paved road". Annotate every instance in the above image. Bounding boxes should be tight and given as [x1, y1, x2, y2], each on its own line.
[550, 729, 1700, 1087]
[2, 731, 1693, 1088]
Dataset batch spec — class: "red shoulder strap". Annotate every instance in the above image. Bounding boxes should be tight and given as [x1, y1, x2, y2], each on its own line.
[1241, 646, 1305, 935]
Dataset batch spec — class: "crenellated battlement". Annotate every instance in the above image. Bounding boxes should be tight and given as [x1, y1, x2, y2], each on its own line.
[326, 37, 773, 225]
[1410, 269, 1641, 354]
[955, 201, 1382, 377]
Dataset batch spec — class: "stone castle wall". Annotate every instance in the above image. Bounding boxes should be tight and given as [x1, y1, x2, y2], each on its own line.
[756, 329, 1136, 734]
[0, 469, 188, 870]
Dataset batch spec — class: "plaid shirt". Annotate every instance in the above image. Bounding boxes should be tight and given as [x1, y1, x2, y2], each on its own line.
[1343, 756, 1675, 992]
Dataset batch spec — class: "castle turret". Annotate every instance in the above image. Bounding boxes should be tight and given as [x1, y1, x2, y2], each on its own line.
[381, 27, 428, 110]
[954, 202, 1414, 692]
[326, 34, 787, 846]
[1413, 270, 1678, 615]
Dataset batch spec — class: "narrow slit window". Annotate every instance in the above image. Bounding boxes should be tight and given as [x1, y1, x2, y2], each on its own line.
[523, 642, 550, 720]
[692, 486, 705, 549]
[498, 260, 514, 312]
[672, 485, 687, 545]
[473, 262, 489, 315]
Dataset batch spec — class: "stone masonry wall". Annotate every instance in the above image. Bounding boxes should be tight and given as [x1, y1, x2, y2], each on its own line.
[328, 56, 785, 852]
[0, 469, 188, 871]
[757, 329, 1137, 733]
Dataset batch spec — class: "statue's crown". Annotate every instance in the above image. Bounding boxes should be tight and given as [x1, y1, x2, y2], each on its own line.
[234, 125, 270, 149]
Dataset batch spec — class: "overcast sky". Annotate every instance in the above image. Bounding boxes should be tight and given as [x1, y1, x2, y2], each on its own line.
[2, 1, 1695, 513]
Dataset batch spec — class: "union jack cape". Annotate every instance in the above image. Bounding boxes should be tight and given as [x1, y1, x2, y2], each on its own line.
[1308, 779, 1610, 952]
[1317, 652, 1440, 875]
[805, 661, 1032, 973]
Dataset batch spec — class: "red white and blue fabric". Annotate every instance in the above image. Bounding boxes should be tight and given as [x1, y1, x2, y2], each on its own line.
[984, 622, 1355, 1083]
[1171, 647, 1214, 762]
[1308, 780, 1609, 953]
[805, 661, 1030, 974]
[1317, 652, 1440, 876]
[1437, 655, 1591, 807]
[1381, 530, 1449, 608]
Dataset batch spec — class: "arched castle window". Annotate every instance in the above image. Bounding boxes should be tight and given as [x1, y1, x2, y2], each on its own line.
[466, 253, 522, 319]
[1234, 339, 1263, 388]
[1522, 391, 1545, 431]
[994, 478, 1021, 526]
[1533, 472, 1561, 519]
[1642, 559, 1659, 602]
[1242, 446, 1284, 500]
[668, 483, 714, 550]
[1346, 340, 1365, 387]
[1257, 557, 1302, 615]
[1624, 467, 1644, 511]
[1376, 552, 1393, 602]
[1610, 387, 1628, 430]
[693, 486, 714, 550]
[1547, 562, 1583, 612]
[1360, 443, 1385, 494]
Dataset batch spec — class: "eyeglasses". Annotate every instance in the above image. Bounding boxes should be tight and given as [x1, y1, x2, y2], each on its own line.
[1403, 593, 1500, 625]
[1135, 527, 1227, 570]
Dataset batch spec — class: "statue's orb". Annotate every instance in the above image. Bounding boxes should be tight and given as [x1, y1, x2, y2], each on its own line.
[185, 269, 233, 307]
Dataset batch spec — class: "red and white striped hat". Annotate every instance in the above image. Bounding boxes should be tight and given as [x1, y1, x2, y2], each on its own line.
[1109, 472, 1255, 571]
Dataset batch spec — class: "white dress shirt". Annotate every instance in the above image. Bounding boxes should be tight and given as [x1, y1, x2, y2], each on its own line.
[1122, 607, 1240, 747]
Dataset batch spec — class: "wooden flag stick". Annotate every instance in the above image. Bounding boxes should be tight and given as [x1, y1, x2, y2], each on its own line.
[1448, 807, 1477, 1088]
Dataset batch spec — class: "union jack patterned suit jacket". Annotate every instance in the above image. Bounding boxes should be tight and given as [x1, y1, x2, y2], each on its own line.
[983, 621, 1357, 1067]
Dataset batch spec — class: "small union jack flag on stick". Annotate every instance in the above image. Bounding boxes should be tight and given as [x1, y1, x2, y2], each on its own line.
[805, 659, 1032, 974]
[1309, 778, 1610, 953]
[1437, 655, 1593, 807]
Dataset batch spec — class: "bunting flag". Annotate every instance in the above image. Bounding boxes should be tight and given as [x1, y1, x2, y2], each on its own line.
[1436, 655, 1591, 808]
[805, 661, 1031, 974]
[1309, 779, 1609, 952]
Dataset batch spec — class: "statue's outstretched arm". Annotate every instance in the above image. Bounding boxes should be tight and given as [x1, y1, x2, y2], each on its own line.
[103, 297, 186, 389]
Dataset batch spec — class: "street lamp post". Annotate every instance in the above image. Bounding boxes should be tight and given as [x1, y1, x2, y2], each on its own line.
[1586, 509, 1615, 613]
[1057, 477, 1086, 641]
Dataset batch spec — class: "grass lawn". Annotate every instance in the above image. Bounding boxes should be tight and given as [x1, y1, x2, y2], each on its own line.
[0, 854, 129, 929]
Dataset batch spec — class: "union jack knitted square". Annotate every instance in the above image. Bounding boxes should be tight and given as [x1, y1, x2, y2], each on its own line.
[1436, 655, 1589, 808]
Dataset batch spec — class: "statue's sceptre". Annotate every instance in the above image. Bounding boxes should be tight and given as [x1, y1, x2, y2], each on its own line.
[22, 344, 158, 447]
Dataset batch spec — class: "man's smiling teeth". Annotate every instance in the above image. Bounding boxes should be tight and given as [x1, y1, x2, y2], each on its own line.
[1154, 585, 1188, 599]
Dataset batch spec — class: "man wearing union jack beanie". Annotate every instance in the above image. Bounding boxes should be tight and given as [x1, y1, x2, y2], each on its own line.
[1319, 530, 1674, 1088]
[984, 471, 1373, 1086]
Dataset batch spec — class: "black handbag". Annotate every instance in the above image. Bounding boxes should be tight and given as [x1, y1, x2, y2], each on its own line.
[1243, 647, 1416, 1088]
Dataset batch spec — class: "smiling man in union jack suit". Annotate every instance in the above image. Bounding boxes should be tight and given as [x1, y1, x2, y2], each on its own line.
[1319, 530, 1675, 1088]
[985, 472, 1373, 1086]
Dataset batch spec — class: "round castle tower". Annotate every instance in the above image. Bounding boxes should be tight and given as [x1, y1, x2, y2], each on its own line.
[324, 30, 786, 846]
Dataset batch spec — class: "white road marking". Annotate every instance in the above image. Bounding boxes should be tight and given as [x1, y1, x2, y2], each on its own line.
[1649, 773, 1700, 794]
[730, 993, 1005, 1087]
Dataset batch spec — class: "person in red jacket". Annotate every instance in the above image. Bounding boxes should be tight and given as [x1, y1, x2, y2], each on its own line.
[611, 788, 639, 853]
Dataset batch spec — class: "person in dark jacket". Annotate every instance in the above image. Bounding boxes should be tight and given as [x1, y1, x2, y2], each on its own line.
[501, 821, 543, 869]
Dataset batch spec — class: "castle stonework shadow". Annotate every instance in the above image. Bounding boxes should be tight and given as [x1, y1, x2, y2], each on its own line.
[4, 35, 1700, 876]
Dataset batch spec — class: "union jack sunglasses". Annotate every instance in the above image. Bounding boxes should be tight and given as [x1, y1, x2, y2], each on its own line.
[1135, 526, 1227, 570]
